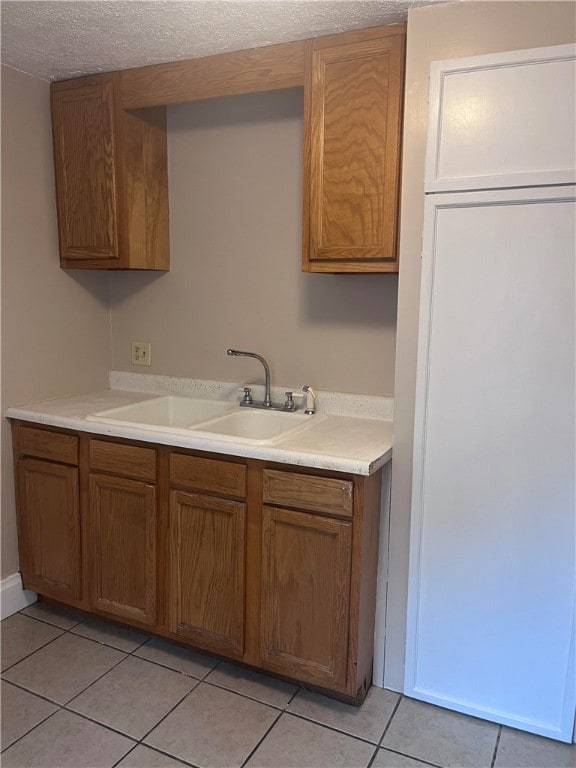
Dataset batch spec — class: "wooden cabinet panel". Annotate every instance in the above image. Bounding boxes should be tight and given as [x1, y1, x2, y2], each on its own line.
[170, 453, 246, 498]
[263, 469, 353, 518]
[170, 490, 246, 656]
[90, 474, 157, 624]
[52, 80, 119, 261]
[260, 505, 351, 688]
[51, 74, 169, 271]
[18, 426, 78, 465]
[90, 439, 157, 481]
[303, 27, 405, 273]
[17, 459, 81, 602]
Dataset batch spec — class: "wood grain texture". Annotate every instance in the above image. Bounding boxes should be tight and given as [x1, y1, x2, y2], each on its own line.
[90, 473, 157, 624]
[119, 40, 307, 109]
[243, 459, 263, 667]
[170, 453, 246, 498]
[170, 490, 246, 656]
[263, 469, 353, 518]
[51, 77, 119, 261]
[17, 458, 81, 602]
[90, 439, 157, 481]
[53, 72, 170, 271]
[303, 28, 405, 273]
[346, 470, 382, 699]
[260, 505, 351, 688]
[18, 426, 78, 465]
[118, 106, 170, 270]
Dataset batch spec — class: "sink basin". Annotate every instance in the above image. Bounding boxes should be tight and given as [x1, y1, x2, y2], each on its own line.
[87, 396, 235, 432]
[191, 408, 322, 445]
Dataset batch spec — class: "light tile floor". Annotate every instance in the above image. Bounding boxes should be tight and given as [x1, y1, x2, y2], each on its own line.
[1, 601, 575, 768]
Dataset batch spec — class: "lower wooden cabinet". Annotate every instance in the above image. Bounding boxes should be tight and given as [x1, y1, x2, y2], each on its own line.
[260, 505, 351, 688]
[90, 473, 157, 625]
[12, 420, 382, 703]
[17, 458, 81, 603]
[169, 490, 246, 656]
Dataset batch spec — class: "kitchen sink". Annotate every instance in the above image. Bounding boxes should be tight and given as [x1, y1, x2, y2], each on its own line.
[191, 408, 323, 445]
[86, 395, 235, 432]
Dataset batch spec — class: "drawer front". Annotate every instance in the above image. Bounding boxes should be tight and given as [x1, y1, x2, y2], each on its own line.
[19, 426, 78, 465]
[263, 469, 353, 518]
[90, 440, 156, 481]
[170, 454, 246, 498]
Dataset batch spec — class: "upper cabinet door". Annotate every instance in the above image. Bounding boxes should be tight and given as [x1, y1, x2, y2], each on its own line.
[426, 44, 576, 192]
[303, 27, 405, 273]
[52, 78, 119, 262]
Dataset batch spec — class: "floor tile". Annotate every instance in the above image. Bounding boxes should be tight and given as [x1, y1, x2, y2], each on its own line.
[206, 661, 297, 707]
[116, 744, 193, 767]
[0, 680, 58, 750]
[372, 748, 437, 768]
[134, 636, 218, 678]
[1, 613, 63, 671]
[245, 712, 376, 768]
[1, 709, 135, 767]
[145, 682, 279, 768]
[382, 698, 499, 768]
[3, 631, 125, 704]
[21, 600, 87, 629]
[68, 655, 197, 739]
[494, 727, 576, 768]
[71, 616, 149, 652]
[288, 685, 400, 743]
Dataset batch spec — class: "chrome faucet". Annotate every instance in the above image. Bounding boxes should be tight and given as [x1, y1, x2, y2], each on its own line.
[227, 349, 273, 408]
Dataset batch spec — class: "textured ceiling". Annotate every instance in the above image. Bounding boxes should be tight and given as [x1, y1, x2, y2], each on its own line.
[0, 0, 449, 82]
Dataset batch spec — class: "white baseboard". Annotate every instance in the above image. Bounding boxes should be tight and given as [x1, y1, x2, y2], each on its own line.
[1, 573, 37, 619]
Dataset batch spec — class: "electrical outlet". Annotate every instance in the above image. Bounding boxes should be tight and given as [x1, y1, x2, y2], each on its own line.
[131, 341, 151, 366]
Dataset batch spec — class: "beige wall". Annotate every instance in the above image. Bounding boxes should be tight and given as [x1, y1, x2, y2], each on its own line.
[385, 0, 576, 690]
[1, 66, 111, 580]
[110, 89, 398, 396]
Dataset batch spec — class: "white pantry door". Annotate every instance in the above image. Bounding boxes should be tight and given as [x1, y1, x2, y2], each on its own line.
[405, 186, 576, 741]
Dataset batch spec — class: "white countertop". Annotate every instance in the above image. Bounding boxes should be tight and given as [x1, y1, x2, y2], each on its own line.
[6, 388, 393, 476]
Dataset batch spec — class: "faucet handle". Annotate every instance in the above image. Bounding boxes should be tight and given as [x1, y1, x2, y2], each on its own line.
[284, 391, 295, 410]
[242, 387, 253, 405]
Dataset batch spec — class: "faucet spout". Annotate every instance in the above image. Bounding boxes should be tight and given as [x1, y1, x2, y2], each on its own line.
[227, 349, 272, 407]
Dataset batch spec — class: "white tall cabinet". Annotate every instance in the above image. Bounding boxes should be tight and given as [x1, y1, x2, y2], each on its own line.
[406, 45, 576, 742]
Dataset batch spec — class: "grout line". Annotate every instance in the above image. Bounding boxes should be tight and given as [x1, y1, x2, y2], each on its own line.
[0, 633, 66, 675]
[283, 709, 384, 748]
[110, 742, 141, 768]
[239, 708, 284, 768]
[377, 693, 403, 748]
[200, 677, 291, 712]
[491, 725, 502, 768]
[0, 702, 60, 755]
[17, 607, 88, 632]
[60, 706, 140, 743]
[366, 744, 381, 768]
[136, 684, 200, 744]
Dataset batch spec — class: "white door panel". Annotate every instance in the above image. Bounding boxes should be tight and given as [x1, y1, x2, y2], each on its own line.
[426, 45, 576, 192]
[406, 186, 576, 741]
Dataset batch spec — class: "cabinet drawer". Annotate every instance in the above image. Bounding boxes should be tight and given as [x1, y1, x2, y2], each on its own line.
[170, 454, 246, 498]
[263, 469, 353, 518]
[19, 426, 78, 465]
[90, 440, 156, 481]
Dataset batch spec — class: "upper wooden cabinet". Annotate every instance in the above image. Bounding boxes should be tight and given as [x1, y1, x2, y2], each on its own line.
[303, 26, 405, 273]
[50, 25, 404, 274]
[51, 73, 169, 270]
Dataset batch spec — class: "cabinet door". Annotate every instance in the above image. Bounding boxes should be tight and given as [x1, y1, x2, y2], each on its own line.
[170, 490, 246, 656]
[304, 30, 405, 273]
[51, 79, 119, 262]
[90, 474, 156, 625]
[17, 459, 81, 603]
[261, 505, 351, 688]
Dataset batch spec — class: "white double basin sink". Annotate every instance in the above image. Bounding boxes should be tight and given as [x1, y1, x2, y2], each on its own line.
[86, 395, 322, 446]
